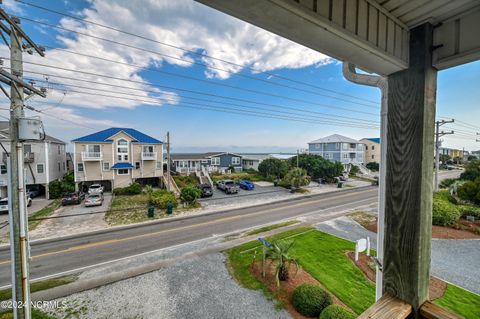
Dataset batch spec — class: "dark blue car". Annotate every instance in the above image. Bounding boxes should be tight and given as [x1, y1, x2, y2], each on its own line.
[238, 180, 255, 190]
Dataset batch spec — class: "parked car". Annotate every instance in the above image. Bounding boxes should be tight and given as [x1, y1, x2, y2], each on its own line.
[216, 179, 239, 194]
[238, 180, 255, 190]
[62, 192, 85, 206]
[85, 194, 104, 207]
[198, 184, 213, 198]
[26, 188, 40, 198]
[88, 184, 104, 195]
[0, 196, 32, 213]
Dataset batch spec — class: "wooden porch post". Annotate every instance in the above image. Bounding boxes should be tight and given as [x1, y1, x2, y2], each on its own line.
[383, 23, 437, 314]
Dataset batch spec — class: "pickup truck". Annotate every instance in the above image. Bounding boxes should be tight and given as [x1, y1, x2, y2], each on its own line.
[88, 184, 104, 195]
[216, 179, 239, 194]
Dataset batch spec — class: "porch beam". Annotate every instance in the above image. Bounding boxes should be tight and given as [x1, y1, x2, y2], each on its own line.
[383, 22, 436, 313]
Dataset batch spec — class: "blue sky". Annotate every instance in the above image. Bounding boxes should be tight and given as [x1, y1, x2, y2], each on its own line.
[1, 0, 479, 152]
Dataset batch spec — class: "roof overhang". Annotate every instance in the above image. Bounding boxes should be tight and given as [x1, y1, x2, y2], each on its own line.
[196, 0, 480, 75]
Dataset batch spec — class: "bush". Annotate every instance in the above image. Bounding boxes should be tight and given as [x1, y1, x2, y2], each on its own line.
[48, 172, 75, 199]
[349, 165, 359, 176]
[458, 204, 480, 219]
[173, 174, 199, 189]
[460, 160, 480, 181]
[113, 182, 142, 195]
[151, 191, 178, 209]
[457, 178, 480, 205]
[180, 186, 202, 204]
[439, 178, 457, 189]
[366, 162, 379, 171]
[290, 154, 343, 180]
[292, 284, 332, 317]
[283, 168, 310, 189]
[258, 158, 289, 179]
[319, 305, 356, 319]
[432, 191, 461, 226]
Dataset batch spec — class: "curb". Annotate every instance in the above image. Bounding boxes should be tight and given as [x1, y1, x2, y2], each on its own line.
[0, 185, 376, 250]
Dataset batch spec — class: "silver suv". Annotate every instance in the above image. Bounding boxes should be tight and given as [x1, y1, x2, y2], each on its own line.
[216, 179, 239, 194]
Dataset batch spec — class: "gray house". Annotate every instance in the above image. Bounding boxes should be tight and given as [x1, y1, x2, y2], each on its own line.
[172, 152, 243, 173]
[0, 122, 67, 198]
[308, 134, 364, 167]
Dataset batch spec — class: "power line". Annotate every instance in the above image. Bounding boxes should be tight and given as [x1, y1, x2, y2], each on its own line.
[19, 66, 379, 117]
[38, 86, 380, 129]
[15, 0, 379, 105]
[27, 77, 379, 126]
[4, 57, 380, 117]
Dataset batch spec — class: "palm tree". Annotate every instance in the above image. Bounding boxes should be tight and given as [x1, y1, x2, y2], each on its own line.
[264, 239, 299, 287]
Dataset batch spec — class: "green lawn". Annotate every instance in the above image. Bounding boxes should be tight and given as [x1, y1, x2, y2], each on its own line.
[434, 284, 480, 319]
[0, 275, 77, 301]
[227, 228, 478, 317]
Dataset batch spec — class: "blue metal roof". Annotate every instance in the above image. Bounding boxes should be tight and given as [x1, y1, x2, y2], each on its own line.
[111, 163, 135, 169]
[366, 138, 380, 144]
[72, 128, 162, 144]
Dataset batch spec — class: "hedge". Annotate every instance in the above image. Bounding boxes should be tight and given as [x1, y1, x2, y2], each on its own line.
[432, 191, 461, 226]
[113, 182, 142, 195]
[319, 305, 356, 319]
[292, 284, 332, 317]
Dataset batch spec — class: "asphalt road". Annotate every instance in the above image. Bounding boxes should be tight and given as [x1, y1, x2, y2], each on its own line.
[0, 187, 378, 287]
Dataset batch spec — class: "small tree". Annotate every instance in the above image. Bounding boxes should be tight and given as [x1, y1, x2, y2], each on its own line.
[180, 186, 202, 205]
[284, 167, 310, 189]
[264, 239, 298, 286]
[258, 158, 289, 179]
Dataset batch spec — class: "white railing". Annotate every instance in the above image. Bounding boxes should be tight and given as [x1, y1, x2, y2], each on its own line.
[141, 152, 157, 160]
[81, 152, 102, 161]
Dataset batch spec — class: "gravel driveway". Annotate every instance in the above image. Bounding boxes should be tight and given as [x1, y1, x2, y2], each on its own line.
[30, 193, 111, 240]
[46, 253, 291, 319]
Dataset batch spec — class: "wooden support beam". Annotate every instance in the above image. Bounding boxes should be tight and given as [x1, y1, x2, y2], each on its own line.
[420, 301, 464, 319]
[358, 293, 412, 319]
[383, 22, 437, 314]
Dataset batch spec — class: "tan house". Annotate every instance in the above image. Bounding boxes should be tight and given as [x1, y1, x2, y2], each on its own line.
[360, 138, 381, 164]
[72, 128, 163, 191]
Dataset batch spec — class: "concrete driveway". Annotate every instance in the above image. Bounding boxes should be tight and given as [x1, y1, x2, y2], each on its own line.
[30, 193, 112, 240]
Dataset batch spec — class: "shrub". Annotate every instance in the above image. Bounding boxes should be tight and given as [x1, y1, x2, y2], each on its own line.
[439, 178, 457, 189]
[151, 191, 178, 209]
[258, 158, 289, 179]
[180, 186, 202, 205]
[349, 165, 359, 176]
[292, 284, 332, 317]
[432, 191, 461, 226]
[113, 182, 142, 195]
[284, 168, 310, 189]
[458, 204, 480, 219]
[366, 162, 379, 171]
[290, 154, 343, 180]
[48, 172, 75, 199]
[173, 174, 199, 189]
[457, 178, 480, 205]
[319, 305, 356, 319]
[460, 160, 480, 181]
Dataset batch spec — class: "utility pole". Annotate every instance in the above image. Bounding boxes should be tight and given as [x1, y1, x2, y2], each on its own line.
[296, 149, 299, 168]
[166, 131, 170, 191]
[434, 119, 454, 191]
[0, 6, 46, 318]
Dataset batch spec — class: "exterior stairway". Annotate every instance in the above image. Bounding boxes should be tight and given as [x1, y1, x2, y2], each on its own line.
[163, 172, 181, 197]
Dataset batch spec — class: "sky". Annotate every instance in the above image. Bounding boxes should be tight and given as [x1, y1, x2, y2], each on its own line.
[0, 0, 479, 153]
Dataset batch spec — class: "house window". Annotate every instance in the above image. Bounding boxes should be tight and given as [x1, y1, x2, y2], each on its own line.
[77, 163, 84, 172]
[24, 144, 32, 154]
[117, 139, 129, 161]
[232, 157, 240, 165]
[37, 164, 44, 174]
[0, 164, 6, 175]
[343, 153, 348, 159]
[156, 161, 162, 170]
[372, 155, 375, 159]
[143, 145, 154, 153]
[372, 145, 375, 150]
[315, 144, 321, 149]
[365, 145, 368, 150]
[87, 144, 100, 153]
[342, 143, 348, 150]
[117, 169, 129, 175]
[135, 162, 140, 169]
[335, 143, 340, 150]
[58, 162, 61, 172]
[211, 157, 220, 165]
[103, 162, 110, 171]
[58, 145, 60, 154]
[63, 162, 66, 170]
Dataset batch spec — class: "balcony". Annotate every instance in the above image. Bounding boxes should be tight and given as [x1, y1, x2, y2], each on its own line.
[81, 152, 102, 161]
[24, 152, 34, 163]
[141, 152, 157, 160]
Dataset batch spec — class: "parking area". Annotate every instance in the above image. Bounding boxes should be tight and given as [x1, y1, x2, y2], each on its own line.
[29, 193, 112, 240]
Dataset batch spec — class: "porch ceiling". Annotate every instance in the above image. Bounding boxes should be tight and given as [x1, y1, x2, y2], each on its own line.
[195, 0, 480, 75]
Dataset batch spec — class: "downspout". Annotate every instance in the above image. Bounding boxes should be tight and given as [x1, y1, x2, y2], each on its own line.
[342, 62, 387, 301]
